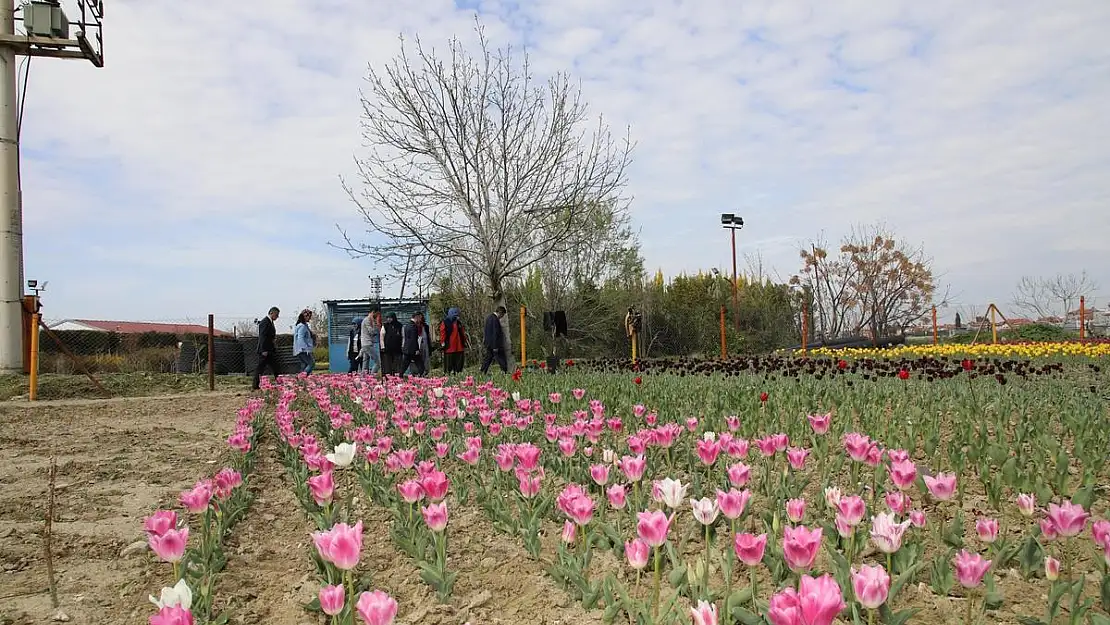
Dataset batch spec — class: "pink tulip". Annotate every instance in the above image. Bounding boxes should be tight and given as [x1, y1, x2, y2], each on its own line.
[690, 600, 718, 625]
[518, 472, 542, 498]
[561, 520, 576, 543]
[1016, 493, 1036, 517]
[975, 517, 999, 544]
[143, 510, 177, 537]
[558, 487, 595, 526]
[637, 510, 672, 547]
[887, 449, 910, 463]
[755, 437, 778, 457]
[952, 550, 991, 588]
[1092, 520, 1110, 551]
[807, 413, 831, 435]
[1040, 518, 1059, 542]
[786, 498, 806, 524]
[149, 606, 194, 625]
[837, 496, 866, 526]
[767, 574, 845, 625]
[727, 463, 751, 488]
[355, 590, 398, 625]
[910, 510, 926, 528]
[885, 491, 909, 515]
[835, 514, 854, 538]
[179, 481, 213, 513]
[148, 527, 188, 563]
[734, 533, 767, 566]
[824, 487, 842, 508]
[786, 447, 809, 471]
[308, 471, 336, 505]
[1046, 501, 1090, 538]
[852, 564, 890, 609]
[870, 513, 911, 554]
[1044, 556, 1060, 581]
[319, 585, 345, 616]
[589, 464, 610, 486]
[695, 438, 722, 465]
[782, 525, 823, 571]
[923, 472, 957, 501]
[887, 459, 917, 490]
[606, 484, 627, 510]
[725, 415, 741, 432]
[843, 433, 873, 462]
[396, 479, 424, 504]
[213, 468, 242, 499]
[422, 502, 448, 532]
[420, 470, 450, 502]
[619, 455, 646, 482]
[716, 489, 751, 520]
[625, 538, 650, 569]
[313, 521, 363, 570]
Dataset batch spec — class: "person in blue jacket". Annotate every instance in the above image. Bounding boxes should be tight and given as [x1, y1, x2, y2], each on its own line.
[293, 309, 317, 373]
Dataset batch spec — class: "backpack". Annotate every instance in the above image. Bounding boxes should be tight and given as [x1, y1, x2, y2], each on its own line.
[383, 322, 403, 353]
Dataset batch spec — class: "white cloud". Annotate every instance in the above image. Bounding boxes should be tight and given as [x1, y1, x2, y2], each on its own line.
[19, 0, 1110, 321]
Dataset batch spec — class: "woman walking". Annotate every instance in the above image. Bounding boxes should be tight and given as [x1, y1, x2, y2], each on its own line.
[293, 309, 317, 374]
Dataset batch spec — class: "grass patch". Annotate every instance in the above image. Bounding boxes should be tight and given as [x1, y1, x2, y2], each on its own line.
[0, 373, 253, 401]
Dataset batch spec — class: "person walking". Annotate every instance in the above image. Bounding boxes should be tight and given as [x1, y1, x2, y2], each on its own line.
[360, 309, 382, 375]
[439, 307, 467, 374]
[347, 316, 363, 373]
[379, 312, 404, 376]
[253, 306, 280, 390]
[293, 309, 317, 374]
[480, 305, 510, 374]
[400, 311, 431, 376]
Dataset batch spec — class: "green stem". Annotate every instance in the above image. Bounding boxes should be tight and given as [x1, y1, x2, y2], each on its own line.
[703, 524, 711, 600]
[965, 588, 975, 625]
[749, 564, 758, 609]
[869, 608, 876, 625]
[651, 546, 662, 620]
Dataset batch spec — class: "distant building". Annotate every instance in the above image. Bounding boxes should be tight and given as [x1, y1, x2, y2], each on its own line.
[49, 319, 233, 337]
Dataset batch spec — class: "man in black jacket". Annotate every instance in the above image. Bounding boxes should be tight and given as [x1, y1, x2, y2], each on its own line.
[400, 311, 430, 376]
[480, 306, 509, 374]
[379, 312, 404, 376]
[253, 306, 280, 390]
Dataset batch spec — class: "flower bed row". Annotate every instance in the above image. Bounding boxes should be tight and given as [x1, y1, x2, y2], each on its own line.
[139, 398, 266, 625]
[261, 370, 1110, 625]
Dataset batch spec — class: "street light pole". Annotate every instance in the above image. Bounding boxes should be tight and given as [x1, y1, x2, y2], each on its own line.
[721, 214, 744, 334]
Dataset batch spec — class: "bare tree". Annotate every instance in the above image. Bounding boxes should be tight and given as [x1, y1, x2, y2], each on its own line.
[1011, 272, 1098, 320]
[334, 19, 634, 359]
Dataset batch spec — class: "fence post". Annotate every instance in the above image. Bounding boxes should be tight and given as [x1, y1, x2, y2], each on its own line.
[932, 306, 938, 345]
[519, 306, 526, 368]
[989, 304, 998, 344]
[1079, 296, 1086, 339]
[207, 314, 215, 391]
[29, 307, 40, 400]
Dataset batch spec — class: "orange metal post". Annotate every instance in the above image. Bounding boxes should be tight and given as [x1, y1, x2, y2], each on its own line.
[207, 314, 215, 391]
[1079, 296, 1086, 339]
[719, 306, 727, 359]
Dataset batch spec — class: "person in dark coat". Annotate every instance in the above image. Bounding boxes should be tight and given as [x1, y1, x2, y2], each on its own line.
[480, 305, 509, 374]
[347, 316, 363, 373]
[253, 306, 280, 390]
[378, 312, 404, 376]
[400, 311, 431, 376]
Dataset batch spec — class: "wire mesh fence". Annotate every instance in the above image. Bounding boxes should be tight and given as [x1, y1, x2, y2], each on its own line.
[35, 315, 311, 376]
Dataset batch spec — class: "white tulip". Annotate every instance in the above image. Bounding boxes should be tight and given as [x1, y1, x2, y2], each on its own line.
[149, 579, 192, 610]
[655, 478, 688, 509]
[326, 442, 358, 468]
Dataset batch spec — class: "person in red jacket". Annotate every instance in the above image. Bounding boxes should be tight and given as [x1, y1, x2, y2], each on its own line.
[439, 307, 468, 374]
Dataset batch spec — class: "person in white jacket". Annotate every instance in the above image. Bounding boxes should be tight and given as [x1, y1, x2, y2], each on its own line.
[359, 309, 382, 375]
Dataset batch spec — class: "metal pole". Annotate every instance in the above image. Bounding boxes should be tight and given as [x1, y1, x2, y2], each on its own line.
[801, 301, 808, 356]
[932, 306, 938, 345]
[29, 307, 39, 400]
[207, 314, 215, 390]
[0, 0, 23, 374]
[730, 228, 739, 332]
[990, 304, 998, 344]
[1079, 296, 1086, 339]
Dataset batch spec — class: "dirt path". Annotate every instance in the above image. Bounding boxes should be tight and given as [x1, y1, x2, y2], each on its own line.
[0, 394, 244, 625]
[0, 389, 249, 409]
[214, 434, 324, 625]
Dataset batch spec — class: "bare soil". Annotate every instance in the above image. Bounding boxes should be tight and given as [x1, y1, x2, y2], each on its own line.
[0, 392, 599, 625]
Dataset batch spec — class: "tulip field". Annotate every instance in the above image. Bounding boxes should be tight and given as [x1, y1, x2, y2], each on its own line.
[2, 353, 1109, 625]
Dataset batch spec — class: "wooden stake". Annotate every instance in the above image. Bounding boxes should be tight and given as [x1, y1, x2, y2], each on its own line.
[45, 456, 58, 608]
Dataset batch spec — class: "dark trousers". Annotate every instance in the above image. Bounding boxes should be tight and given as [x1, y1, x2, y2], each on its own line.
[480, 348, 508, 374]
[400, 352, 426, 376]
[380, 352, 401, 376]
[348, 354, 362, 373]
[444, 351, 465, 374]
[252, 351, 279, 390]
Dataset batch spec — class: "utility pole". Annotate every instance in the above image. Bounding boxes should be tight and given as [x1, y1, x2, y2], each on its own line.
[0, 1, 103, 374]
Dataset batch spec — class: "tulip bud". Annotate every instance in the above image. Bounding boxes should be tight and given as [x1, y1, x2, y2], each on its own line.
[1044, 556, 1060, 581]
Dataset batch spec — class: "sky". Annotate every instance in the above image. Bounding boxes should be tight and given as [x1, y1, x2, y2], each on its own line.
[20, 0, 1110, 330]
